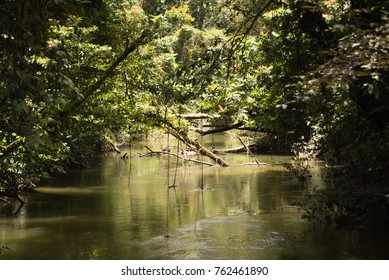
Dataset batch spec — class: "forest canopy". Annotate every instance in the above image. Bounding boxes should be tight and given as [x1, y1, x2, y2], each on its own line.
[1, 0, 388, 226]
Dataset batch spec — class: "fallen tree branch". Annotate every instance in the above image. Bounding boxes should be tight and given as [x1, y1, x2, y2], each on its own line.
[144, 111, 230, 166]
[212, 144, 256, 154]
[174, 132, 230, 166]
[191, 122, 244, 136]
[142, 146, 215, 166]
[104, 135, 121, 153]
[236, 135, 262, 166]
[190, 123, 274, 135]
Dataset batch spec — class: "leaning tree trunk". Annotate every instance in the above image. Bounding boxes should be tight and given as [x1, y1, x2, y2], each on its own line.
[173, 129, 230, 167]
[145, 112, 230, 166]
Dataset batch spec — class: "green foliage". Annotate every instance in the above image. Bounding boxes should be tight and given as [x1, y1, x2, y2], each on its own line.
[284, 160, 312, 181]
[1, 0, 389, 228]
[301, 173, 389, 228]
[287, 1, 389, 227]
[0, 0, 145, 186]
[283, 140, 316, 180]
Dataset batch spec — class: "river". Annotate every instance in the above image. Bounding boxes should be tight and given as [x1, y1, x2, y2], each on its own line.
[1, 134, 389, 259]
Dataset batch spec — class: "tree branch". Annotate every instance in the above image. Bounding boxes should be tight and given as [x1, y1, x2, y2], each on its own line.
[236, 135, 262, 165]
[62, 31, 150, 116]
[141, 146, 215, 166]
[190, 122, 274, 135]
[191, 122, 244, 135]
[177, 113, 210, 120]
[144, 111, 230, 166]
[0, 137, 24, 159]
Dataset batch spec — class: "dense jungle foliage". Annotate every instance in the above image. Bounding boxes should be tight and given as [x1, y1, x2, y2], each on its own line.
[1, 0, 389, 227]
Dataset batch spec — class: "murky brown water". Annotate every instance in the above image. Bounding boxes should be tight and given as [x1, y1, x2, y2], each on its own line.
[1, 134, 389, 259]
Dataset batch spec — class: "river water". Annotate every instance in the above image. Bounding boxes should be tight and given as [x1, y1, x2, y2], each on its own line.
[1, 134, 389, 259]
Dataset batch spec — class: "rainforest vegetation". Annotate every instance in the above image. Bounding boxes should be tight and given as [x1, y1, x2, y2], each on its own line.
[1, 0, 389, 227]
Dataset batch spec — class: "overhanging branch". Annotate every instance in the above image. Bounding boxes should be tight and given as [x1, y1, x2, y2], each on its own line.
[0, 137, 24, 160]
[61, 30, 150, 117]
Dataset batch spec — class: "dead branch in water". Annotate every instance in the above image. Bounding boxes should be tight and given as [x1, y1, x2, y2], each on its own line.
[212, 144, 256, 154]
[236, 135, 262, 166]
[144, 111, 230, 166]
[191, 122, 244, 135]
[135, 146, 216, 166]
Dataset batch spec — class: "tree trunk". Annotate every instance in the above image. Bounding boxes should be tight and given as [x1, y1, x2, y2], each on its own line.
[143, 146, 215, 166]
[174, 130, 230, 166]
[191, 122, 244, 136]
[236, 135, 262, 165]
[145, 112, 230, 166]
[212, 144, 256, 154]
[61, 30, 149, 117]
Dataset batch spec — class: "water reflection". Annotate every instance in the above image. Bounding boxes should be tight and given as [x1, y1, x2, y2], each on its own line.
[1, 136, 389, 259]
